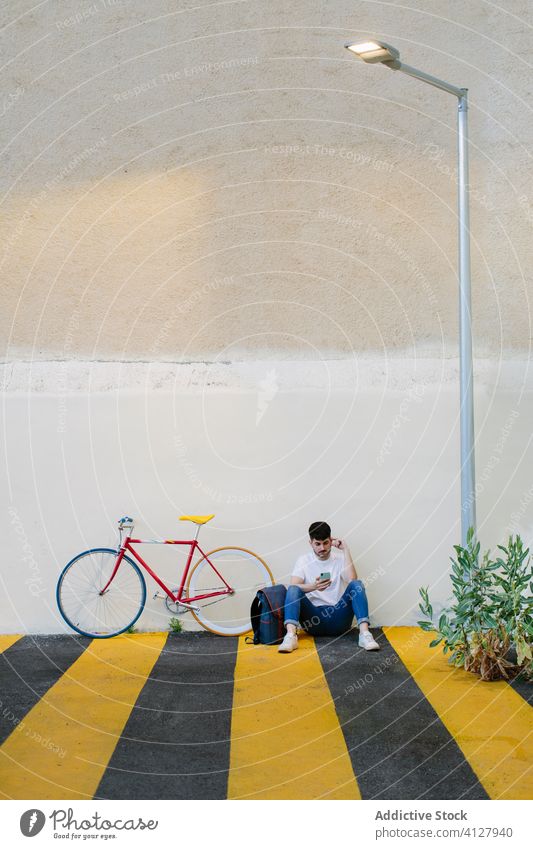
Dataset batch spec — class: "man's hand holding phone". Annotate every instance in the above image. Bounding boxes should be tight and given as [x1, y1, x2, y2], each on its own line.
[315, 572, 331, 591]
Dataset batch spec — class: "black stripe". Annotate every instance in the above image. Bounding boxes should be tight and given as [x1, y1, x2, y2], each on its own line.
[95, 632, 238, 800]
[509, 674, 532, 705]
[315, 629, 489, 800]
[0, 635, 89, 746]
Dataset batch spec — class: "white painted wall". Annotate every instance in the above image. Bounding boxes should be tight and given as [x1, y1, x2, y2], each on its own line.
[2, 361, 532, 633]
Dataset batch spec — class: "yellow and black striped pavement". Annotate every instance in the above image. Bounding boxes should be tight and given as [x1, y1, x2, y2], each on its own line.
[0, 629, 531, 800]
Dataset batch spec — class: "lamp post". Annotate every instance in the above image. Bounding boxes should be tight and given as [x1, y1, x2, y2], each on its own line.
[344, 40, 476, 546]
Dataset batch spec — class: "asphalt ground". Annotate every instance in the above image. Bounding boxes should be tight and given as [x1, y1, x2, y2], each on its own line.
[0, 629, 531, 800]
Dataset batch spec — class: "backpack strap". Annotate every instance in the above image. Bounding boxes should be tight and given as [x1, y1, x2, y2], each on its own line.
[259, 584, 287, 622]
[247, 594, 262, 644]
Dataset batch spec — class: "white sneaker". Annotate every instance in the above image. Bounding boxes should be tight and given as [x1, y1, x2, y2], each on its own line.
[278, 632, 298, 653]
[358, 630, 380, 651]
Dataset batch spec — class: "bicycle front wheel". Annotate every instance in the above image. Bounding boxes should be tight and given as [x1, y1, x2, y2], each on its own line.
[56, 548, 146, 638]
[186, 547, 274, 636]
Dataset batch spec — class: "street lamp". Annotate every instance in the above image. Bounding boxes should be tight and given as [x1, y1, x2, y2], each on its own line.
[345, 39, 476, 546]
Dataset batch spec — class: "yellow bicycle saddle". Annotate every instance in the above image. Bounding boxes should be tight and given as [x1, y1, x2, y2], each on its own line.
[179, 514, 215, 525]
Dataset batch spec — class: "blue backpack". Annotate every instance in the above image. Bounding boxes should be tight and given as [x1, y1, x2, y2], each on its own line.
[246, 584, 287, 645]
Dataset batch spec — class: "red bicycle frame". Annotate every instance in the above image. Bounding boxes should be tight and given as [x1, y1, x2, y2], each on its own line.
[100, 535, 234, 604]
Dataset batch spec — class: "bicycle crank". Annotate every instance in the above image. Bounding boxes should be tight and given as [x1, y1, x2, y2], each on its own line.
[153, 590, 200, 615]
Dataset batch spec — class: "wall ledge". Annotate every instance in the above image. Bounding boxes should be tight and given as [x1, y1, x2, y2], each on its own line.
[1, 356, 532, 394]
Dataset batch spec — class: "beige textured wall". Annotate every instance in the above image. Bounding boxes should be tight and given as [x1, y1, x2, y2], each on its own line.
[1, 0, 532, 360]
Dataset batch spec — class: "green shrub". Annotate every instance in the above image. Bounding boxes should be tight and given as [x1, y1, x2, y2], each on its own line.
[168, 617, 183, 634]
[418, 529, 532, 681]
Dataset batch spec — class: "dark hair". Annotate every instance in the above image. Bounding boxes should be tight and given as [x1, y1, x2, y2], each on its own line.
[308, 521, 331, 541]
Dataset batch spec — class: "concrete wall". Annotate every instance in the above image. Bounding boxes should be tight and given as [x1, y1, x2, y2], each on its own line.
[3, 360, 532, 633]
[1, 1, 532, 632]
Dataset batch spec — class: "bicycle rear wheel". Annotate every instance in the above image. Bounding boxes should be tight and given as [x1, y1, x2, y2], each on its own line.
[56, 548, 146, 638]
[186, 546, 274, 636]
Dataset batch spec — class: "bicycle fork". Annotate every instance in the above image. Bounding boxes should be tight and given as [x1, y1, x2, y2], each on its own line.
[99, 547, 127, 595]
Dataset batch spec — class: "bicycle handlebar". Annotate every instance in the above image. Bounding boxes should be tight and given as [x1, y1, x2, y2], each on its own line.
[118, 516, 134, 530]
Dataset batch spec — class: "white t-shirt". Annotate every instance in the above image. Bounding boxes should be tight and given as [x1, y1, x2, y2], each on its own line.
[291, 547, 351, 607]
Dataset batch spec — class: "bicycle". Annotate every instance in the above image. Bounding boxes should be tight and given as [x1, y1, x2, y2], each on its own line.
[56, 515, 274, 638]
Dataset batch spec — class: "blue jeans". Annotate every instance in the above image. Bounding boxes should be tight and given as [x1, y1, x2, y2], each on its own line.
[284, 580, 370, 636]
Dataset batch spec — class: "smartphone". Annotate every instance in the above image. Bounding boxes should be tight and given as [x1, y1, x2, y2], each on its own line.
[319, 572, 331, 581]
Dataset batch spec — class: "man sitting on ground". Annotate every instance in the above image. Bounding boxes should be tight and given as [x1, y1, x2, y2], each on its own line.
[278, 521, 380, 653]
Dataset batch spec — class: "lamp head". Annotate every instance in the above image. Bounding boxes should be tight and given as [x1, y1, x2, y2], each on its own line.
[344, 40, 400, 65]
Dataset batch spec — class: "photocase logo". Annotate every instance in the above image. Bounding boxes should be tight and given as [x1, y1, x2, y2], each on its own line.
[20, 809, 46, 837]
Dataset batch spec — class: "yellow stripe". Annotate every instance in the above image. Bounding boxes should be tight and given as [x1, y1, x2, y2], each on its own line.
[228, 634, 361, 799]
[384, 627, 533, 800]
[0, 635, 22, 653]
[0, 633, 167, 799]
